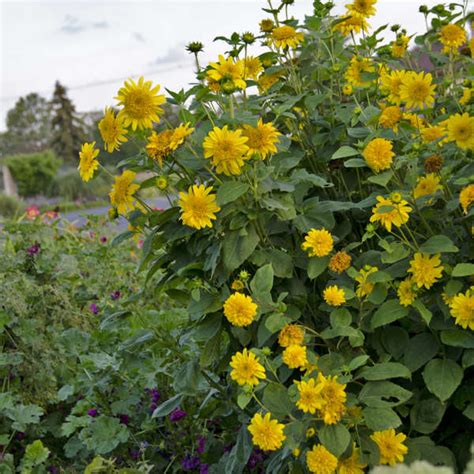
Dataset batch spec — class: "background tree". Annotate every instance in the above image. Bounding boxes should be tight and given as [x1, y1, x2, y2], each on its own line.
[50, 81, 84, 164]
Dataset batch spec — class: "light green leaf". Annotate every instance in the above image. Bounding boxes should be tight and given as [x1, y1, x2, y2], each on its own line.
[371, 300, 408, 329]
[331, 146, 359, 160]
[440, 329, 474, 348]
[452, 263, 474, 277]
[307, 256, 329, 279]
[358, 362, 411, 381]
[423, 359, 463, 402]
[216, 182, 250, 206]
[419, 235, 459, 254]
[363, 407, 401, 431]
[319, 424, 351, 456]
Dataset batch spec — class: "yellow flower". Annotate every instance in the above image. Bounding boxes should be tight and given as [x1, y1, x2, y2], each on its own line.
[241, 119, 280, 159]
[203, 126, 249, 176]
[257, 72, 283, 93]
[333, 15, 368, 37]
[362, 138, 394, 173]
[420, 124, 446, 143]
[318, 372, 347, 425]
[370, 196, 411, 232]
[399, 71, 436, 110]
[379, 105, 402, 131]
[403, 112, 426, 130]
[355, 265, 378, 298]
[229, 348, 266, 386]
[98, 107, 128, 153]
[306, 427, 316, 438]
[278, 324, 305, 347]
[295, 378, 324, 414]
[301, 228, 334, 257]
[439, 23, 466, 54]
[248, 412, 286, 451]
[231, 279, 244, 291]
[242, 57, 263, 80]
[391, 35, 409, 58]
[170, 122, 194, 149]
[380, 69, 407, 105]
[345, 56, 374, 88]
[307, 444, 338, 474]
[460, 87, 472, 106]
[323, 286, 346, 307]
[115, 76, 165, 131]
[370, 429, 408, 466]
[282, 345, 307, 369]
[78, 142, 99, 182]
[178, 184, 220, 230]
[408, 253, 444, 289]
[446, 113, 474, 150]
[109, 170, 140, 215]
[413, 174, 443, 199]
[337, 444, 367, 474]
[207, 55, 246, 90]
[459, 184, 474, 214]
[346, 0, 377, 18]
[223, 292, 257, 327]
[342, 84, 353, 95]
[260, 19, 275, 33]
[270, 25, 304, 49]
[397, 278, 417, 307]
[449, 289, 474, 330]
[470, 37, 474, 58]
[329, 251, 352, 274]
[293, 448, 301, 457]
[146, 130, 175, 165]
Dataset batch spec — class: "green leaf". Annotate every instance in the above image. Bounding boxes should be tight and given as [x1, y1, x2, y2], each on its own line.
[250, 264, 274, 303]
[367, 170, 393, 187]
[262, 384, 293, 418]
[251, 249, 293, 278]
[344, 158, 367, 168]
[222, 225, 260, 273]
[331, 146, 359, 160]
[151, 394, 183, 418]
[330, 309, 352, 328]
[371, 300, 408, 329]
[419, 235, 459, 254]
[237, 393, 252, 409]
[307, 256, 329, 279]
[410, 398, 446, 434]
[358, 362, 411, 381]
[359, 381, 412, 408]
[403, 333, 439, 372]
[225, 425, 253, 474]
[7, 404, 43, 431]
[265, 313, 291, 334]
[463, 402, 474, 421]
[57, 385, 74, 401]
[423, 359, 463, 402]
[363, 407, 401, 431]
[80, 416, 129, 455]
[24, 440, 50, 466]
[452, 263, 474, 277]
[440, 329, 474, 348]
[216, 181, 250, 206]
[319, 424, 351, 457]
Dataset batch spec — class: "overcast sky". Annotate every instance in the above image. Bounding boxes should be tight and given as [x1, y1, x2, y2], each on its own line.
[0, 0, 455, 131]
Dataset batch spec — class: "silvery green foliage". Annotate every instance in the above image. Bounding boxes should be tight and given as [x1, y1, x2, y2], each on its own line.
[370, 461, 453, 474]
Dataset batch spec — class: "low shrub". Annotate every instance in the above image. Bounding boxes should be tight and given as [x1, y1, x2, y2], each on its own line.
[0, 193, 24, 218]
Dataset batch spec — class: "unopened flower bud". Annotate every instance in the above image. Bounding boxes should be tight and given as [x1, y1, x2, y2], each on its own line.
[186, 41, 204, 54]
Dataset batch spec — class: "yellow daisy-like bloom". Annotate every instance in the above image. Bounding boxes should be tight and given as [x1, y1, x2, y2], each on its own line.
[439, 23, 466, 54]
[391, 35, 409, 58]
[241, 119, 280, 160]
[260, 18, 275, 33]
[362, 138, 394, 173]
[231, 279, 245, 291]
[370, 196, 411, 232]
[403, 112, 427, 130]
[115, 77, 165, 131]
[459, 184, 474, 214]
[379, 105, 402, 131]
[346, 0, 377, 18]
[146, 130, 175, 166]
[420, 124, 446, 143]
[295, 378, 324, 414]
[450, 289, 474, 330]
[329, 251, 352, 274]
[342, 84, 353, 95]
[109, 170, 140, 215]
[397, 278, 417, 307]
[318, 372, 347, 425]
[248, 412, 286, 451]
[370, 429, 408, 466]
[170, 122, 194, 149]
[206, 77, 221, 93]
[306, 428, 316, 438]
[460, 88, 472, 106]
[203, 126, 249, 176]
[399, 71, 436, 110]
[408, 253, 444, 289]
[223, 292, 257, 327]
[413, 174, 443, 199]
[242, 57, 264, 80]
[282, 344, 307, 369]
[445, 113, 474, 151]
[323, 286, 346, 307]
[337, 444, 367, 474]
[307, 444, 338, 474]
[355, 265, 378, 298]
[380, 69, 407, 105]
[207, 55, 246, 90]
[278, 324, 305, 347]
[78, 142, 99, 182]
[301, 228, 334, 257]
[178, 184, 220, 230]
[333, 15, 368, 37]
[470, 37, 474, 58]
[257, 72, 283, 93]
[345, 56, 374, 88]
[229, 348, 266, 386]
[270, 25, 304, 49]
[98, 107, 128, 153]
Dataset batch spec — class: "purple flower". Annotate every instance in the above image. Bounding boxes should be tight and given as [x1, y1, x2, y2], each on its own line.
[110, 290, 121, 301]
[27, 243, 40, 256]
[129, 449, 140, 461]
[118, 414, 130, 425]
[196, 436, 206, 454]
[89, 303, 99, 315]
[87, 408, 98, 417]
[169, 407, 187, 422]
[200, 464, 209, 474]
[47, 467, 59, 474]
[100, 236, 108, 244]
[247, 449, 264, 469]
[146, 388, 160, 411]
[181, 455, 200, 471]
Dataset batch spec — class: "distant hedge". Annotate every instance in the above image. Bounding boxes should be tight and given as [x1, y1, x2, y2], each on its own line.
[5, 151, 61, 197]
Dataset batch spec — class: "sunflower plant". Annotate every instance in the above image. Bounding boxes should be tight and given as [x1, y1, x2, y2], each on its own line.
[84, 0, 474, 471]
